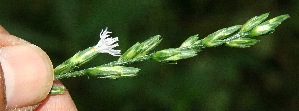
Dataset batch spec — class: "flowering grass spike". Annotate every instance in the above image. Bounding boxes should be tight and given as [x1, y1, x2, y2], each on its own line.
[51, 13, 289, 94]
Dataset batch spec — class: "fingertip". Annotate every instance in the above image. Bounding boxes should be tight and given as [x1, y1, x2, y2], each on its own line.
[35, 81, 77, 111]
[0, 25, 10, 35]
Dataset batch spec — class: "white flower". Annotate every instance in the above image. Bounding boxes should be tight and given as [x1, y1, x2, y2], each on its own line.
[95, 27, 121, 56]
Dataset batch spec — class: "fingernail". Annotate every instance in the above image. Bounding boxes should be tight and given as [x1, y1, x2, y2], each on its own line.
[0, 44, 54, 108]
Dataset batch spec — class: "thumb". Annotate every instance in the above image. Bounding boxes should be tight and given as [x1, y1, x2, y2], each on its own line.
[0, 26, 54, 109]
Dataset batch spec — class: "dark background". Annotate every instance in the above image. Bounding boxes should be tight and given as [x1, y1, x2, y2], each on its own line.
[1, 0, 298, 111]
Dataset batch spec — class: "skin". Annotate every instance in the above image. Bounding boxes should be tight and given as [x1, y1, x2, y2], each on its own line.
[0, 25, 77, 110]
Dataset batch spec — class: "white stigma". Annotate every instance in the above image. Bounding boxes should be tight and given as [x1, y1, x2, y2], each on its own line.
[95, 27, 121, 56]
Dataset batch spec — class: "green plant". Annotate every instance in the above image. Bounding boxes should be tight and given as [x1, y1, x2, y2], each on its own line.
[50, 13, 289, 94]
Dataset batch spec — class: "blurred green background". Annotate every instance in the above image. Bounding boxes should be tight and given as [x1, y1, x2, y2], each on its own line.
[1, 0, 298, 111]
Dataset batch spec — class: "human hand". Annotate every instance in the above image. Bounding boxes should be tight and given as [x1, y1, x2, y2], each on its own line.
[0, 26, 77, 110]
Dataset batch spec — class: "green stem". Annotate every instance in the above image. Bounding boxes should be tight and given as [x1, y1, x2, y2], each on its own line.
[55, 66, 139, 79]
[223, 32, 250, 42]
[103, 54, 153, 66]
[50, 85, 66, 94]
[55, 69, 87, 79]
